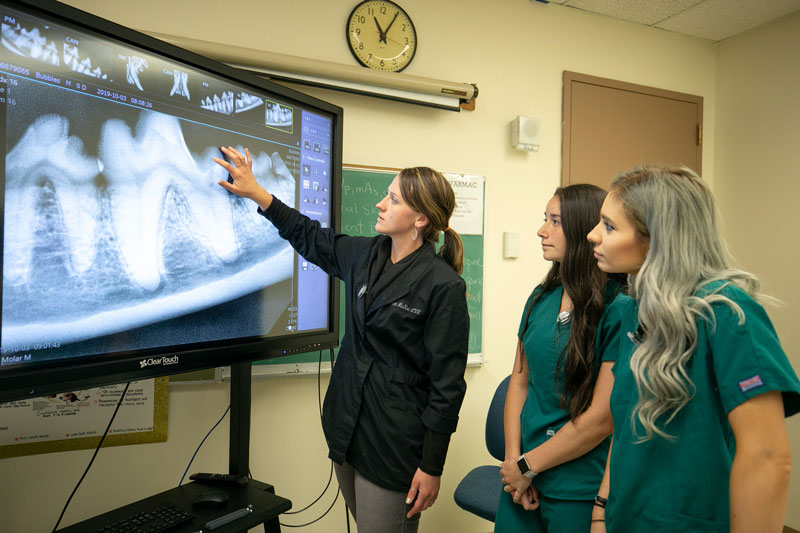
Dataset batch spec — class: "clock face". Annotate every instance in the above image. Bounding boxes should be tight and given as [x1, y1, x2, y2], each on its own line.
[347, 0, 417, 72]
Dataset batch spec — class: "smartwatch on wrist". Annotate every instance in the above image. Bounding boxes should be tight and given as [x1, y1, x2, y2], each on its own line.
[594, 495, 608, 508]
[516, 454, 537, 479]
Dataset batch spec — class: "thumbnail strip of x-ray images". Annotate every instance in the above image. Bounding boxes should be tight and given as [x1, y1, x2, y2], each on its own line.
[0, 6, 334, 368]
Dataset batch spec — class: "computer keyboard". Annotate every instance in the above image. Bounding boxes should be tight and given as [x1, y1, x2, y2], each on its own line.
[96, 503, 193, 532]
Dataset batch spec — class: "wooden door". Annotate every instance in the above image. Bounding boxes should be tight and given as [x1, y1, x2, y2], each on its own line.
[562, 71, 703, 190]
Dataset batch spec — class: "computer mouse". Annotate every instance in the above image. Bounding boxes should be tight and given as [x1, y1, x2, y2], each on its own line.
[191, 491, 230, 507]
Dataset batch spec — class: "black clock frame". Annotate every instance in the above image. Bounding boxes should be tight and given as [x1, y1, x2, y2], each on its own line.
[345, 0, 417, 73]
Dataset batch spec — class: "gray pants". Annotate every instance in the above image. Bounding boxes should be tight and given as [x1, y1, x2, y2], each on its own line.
[334, 461, 421, 533]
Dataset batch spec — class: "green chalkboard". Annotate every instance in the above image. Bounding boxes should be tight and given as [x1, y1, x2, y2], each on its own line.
[255, 166, 484, 370]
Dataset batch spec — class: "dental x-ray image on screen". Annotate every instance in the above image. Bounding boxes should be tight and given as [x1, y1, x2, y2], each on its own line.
[5, 79, 296, 351]
[0, 0, 341, 402]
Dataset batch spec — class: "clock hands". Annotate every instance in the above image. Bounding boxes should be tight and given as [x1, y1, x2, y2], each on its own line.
[373, 12, 399, 44]
[383, 12, 399, 34]
[385, 38, 410, 53]
[373, 17, 387, 43]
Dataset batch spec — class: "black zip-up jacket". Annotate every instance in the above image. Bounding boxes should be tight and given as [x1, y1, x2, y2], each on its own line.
[260, 197, 469, 491]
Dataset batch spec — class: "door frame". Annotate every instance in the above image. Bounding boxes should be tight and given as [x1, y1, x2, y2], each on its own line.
[562, 71, 703, 185]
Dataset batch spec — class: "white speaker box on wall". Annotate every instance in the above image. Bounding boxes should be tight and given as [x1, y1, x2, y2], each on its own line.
[511, 116, 540, 152]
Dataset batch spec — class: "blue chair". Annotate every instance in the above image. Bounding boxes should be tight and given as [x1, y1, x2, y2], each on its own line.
[453, 375, 511, 522]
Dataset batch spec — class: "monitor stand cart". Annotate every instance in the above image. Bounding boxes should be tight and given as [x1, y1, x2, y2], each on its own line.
[57, 362, 292, 532]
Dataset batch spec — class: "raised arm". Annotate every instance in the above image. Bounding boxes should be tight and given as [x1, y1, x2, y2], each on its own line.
[728, 390, 792, 533]
[214, 146, 365, 279]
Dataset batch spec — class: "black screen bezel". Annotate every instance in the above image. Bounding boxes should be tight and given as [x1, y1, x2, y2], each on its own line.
[0, 0, 342, 403]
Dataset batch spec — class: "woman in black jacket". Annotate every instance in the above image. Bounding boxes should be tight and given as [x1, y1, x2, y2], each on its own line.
[214, 147, 469, 533]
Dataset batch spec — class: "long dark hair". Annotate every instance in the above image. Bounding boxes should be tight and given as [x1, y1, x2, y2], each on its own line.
[398, 167, 464, 274]
[519, 184, 618, 420]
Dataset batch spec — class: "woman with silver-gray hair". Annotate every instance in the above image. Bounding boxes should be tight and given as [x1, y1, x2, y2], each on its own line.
[586, 165, 800, 532]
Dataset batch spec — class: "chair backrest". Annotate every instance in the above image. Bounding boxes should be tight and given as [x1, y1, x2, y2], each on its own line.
[485, 375, 511, 461]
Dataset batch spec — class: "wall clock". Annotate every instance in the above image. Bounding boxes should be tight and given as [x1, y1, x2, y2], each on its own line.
[346, 0, 417, 72]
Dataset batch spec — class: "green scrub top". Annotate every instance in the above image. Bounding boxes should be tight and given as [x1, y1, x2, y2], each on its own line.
[607, 283, 800, 532]
[516, 282, 624, 500]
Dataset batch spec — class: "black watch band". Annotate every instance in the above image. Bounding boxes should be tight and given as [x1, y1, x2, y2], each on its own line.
[594, 495, 608, 508]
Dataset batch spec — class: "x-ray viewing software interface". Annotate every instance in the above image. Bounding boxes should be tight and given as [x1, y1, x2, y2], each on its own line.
[0, 7, 333, 368]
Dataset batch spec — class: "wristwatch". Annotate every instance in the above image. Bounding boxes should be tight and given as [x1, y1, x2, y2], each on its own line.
[516, 455, 537, 479]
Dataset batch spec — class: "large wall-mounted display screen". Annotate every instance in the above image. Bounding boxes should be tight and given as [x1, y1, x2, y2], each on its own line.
[0, 0, 342, 402]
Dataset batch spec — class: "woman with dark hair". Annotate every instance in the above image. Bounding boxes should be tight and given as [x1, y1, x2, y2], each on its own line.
[587, 165, 799, 532]
[214, 147, 469, 533]
[495, 184, 625, 532]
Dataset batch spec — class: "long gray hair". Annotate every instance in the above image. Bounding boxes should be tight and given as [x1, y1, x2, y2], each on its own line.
[612, 165, 761, 441]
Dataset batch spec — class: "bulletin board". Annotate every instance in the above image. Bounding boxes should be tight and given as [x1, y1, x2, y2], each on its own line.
[233, 164, 485, 378]
[0, 378, 169, 458]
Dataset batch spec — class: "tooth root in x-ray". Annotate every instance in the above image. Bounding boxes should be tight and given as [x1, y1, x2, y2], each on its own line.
[236, 92, 263, 113]
[126, 56, 148, 90]
[100, 112, 243, 291]
[20, 27, 44, 59]
[170, 70, 190, 100]
[269, 151, 294, 184]
[5, 110, 297, 295]
[0, 23, 24, 56]
[41, 41, 58, 65]
[63, 43, 77, 69]
[4, 115, 100, 284]
[4, 101, 300, 347]
[201, 91, 234, 115]
[63, 43, 107, 79]
[267, 104, 292, 127]
[1, 23, 59, 65]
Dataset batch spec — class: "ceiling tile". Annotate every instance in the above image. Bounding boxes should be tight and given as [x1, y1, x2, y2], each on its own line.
[562, 0, 703, 25]
[655, 0, 800, 41]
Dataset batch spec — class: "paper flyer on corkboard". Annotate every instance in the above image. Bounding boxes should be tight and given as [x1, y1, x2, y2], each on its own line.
[0, 377, 168, 458]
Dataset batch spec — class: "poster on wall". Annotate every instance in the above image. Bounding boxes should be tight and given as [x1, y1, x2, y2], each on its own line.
[443, 173, 484, 236]
[0, 377, 168, 458]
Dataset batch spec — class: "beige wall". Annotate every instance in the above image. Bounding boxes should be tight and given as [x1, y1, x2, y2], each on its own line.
[715, 11, 800, 527]
[2, 0, 795, 531]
